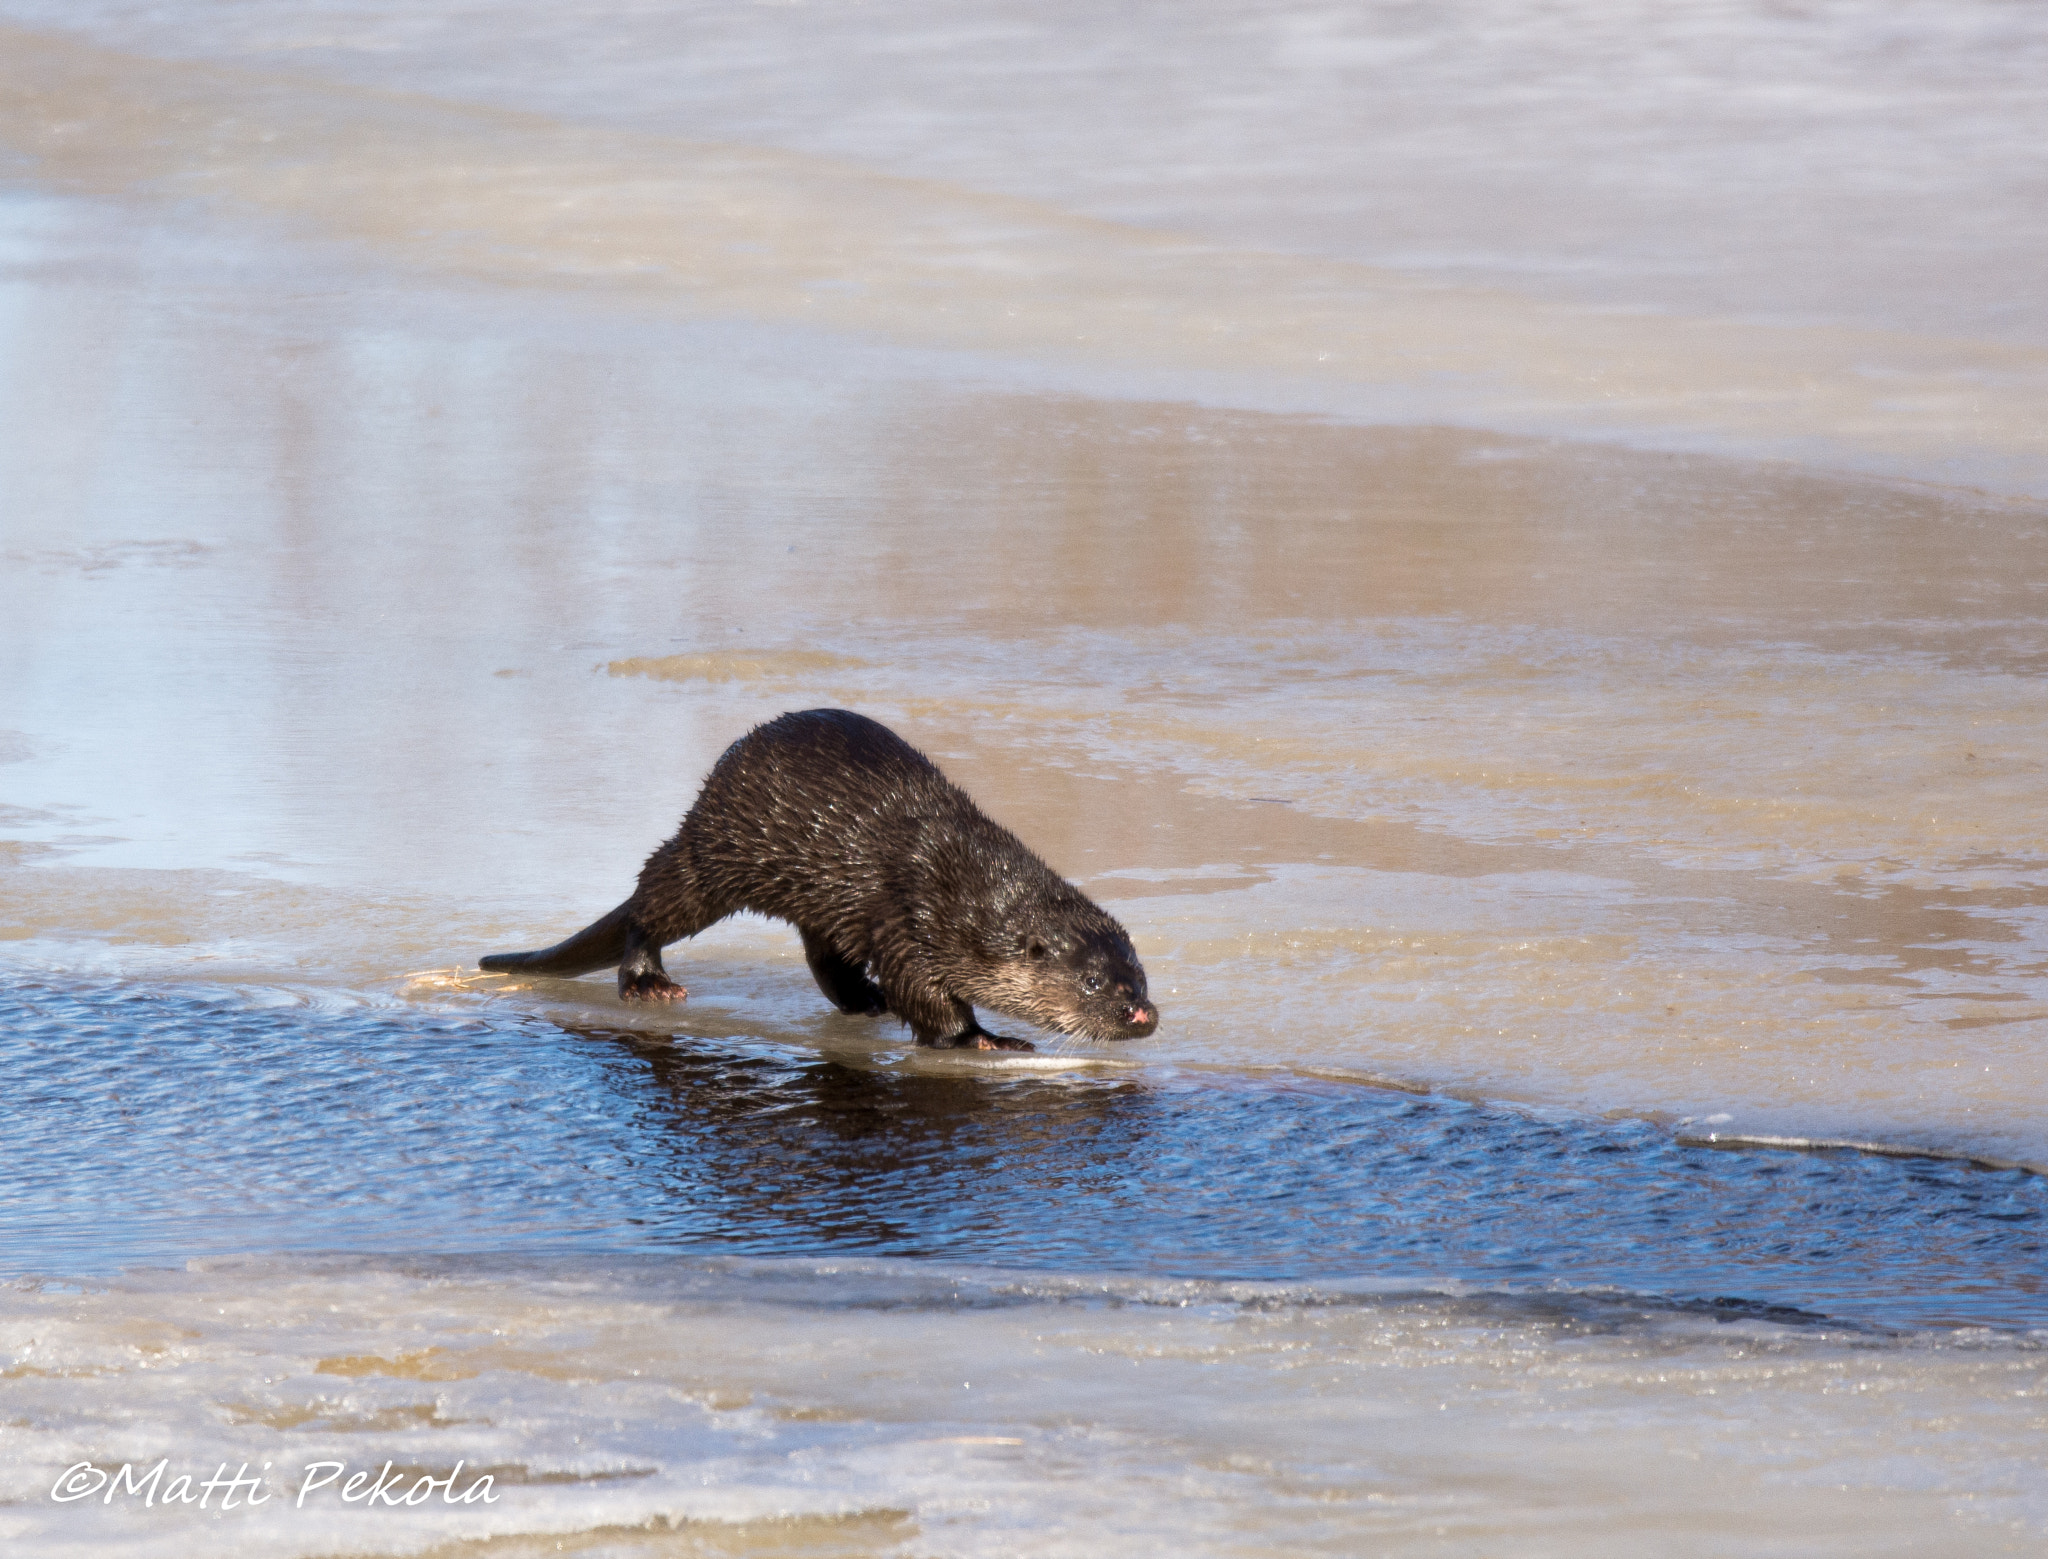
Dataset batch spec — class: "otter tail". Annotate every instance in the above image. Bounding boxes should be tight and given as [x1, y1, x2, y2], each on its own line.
[479, 902, 634, 978]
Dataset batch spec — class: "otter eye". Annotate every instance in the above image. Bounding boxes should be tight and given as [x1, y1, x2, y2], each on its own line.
[1081, 974, 1104, 996]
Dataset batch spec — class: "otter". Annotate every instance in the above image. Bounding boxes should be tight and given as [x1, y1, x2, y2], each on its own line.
[480, 709, 1158, 1052]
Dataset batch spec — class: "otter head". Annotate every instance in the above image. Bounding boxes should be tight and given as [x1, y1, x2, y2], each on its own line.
[998, 922, 1158, 1042]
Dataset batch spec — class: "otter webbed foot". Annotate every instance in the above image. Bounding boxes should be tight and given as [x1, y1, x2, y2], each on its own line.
[923, 1024, 1035, 1053]
[617, 925, 684, 1002]
[620, 970, 686, 1002]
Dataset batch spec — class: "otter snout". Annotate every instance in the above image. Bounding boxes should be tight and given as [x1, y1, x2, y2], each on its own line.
[1119, 1001, 1158, 1038]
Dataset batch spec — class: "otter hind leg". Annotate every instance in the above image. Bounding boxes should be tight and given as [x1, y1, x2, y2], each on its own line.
[618, 920, 686, 1002]
[799, 928, 887, 1015]
[618, 837, 745, 1003]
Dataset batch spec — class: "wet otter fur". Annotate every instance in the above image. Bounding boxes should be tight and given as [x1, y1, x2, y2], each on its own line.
[480, 709, 1158, 1052]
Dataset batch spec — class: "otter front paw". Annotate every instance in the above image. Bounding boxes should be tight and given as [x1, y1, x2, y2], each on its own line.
[923, 1026, 1034, 1052]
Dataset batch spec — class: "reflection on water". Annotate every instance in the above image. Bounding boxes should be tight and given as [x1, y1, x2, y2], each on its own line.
[6, 976, 2040, 1331]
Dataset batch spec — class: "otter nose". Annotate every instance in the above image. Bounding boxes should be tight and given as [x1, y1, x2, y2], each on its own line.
[1123, 1002, 1157, 1035]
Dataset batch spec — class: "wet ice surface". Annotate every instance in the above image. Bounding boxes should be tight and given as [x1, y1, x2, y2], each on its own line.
[3, 186, 2045, 1172]
[6, 976, 2040, 1332]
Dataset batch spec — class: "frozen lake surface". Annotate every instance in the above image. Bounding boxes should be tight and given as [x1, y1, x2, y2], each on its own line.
[3, 4, 2045, 1553]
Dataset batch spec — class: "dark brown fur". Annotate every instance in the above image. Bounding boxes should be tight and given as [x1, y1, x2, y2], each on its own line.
[480, 709, 1158, 1051]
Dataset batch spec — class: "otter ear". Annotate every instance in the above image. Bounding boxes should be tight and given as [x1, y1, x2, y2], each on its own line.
[1025, 938, 1048, 961]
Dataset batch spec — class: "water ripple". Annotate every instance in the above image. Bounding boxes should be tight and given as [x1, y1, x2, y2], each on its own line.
[2, 976, 2041, 1330]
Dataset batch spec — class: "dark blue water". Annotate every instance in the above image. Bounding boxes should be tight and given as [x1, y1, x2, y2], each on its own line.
[2, 976, 2041, 1330]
